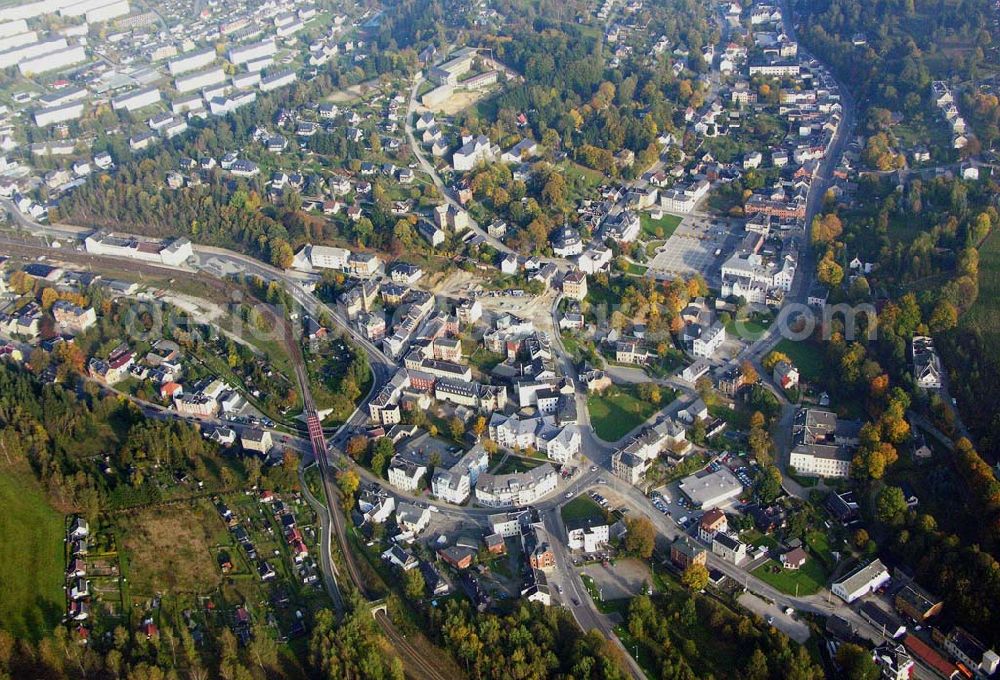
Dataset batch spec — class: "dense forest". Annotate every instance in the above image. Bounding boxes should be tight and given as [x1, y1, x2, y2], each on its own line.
[793, 0, 998, 147]
[0, 359, 300, 519]
[798, 166, 1000, 647]
[430, 599, 629, 679]
[626, 592, 825, 680]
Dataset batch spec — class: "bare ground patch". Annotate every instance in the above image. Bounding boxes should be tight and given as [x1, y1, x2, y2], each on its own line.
[119, 501, 223, 595]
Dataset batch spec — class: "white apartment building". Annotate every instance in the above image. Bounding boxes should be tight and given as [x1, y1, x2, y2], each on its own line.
[566, 520, 609, 553]
[19, 44, 87, 75]
[452, 135, 495, 171]
[228, 38, 276, 65]
[387, 457, 428, 493]
[788, 408, 860, 479]
[431, 445, 489, 504]
[174, 67, 225, 94]
[0, 37, 68, 69]
[168, 48, 215, 76]
[112, 87, 161, 112]
[34, 101, 84, 127]
[475, 464, 558, 508]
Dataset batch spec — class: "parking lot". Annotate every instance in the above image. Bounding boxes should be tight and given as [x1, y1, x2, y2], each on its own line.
[577, 559, 652, 601]
[737, 592, 810, 643]
[647, 453, 756, 531]
[645, 214, 743, 284]
[650, 482, 702, 532]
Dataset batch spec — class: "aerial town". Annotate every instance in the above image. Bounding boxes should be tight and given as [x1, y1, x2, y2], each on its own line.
[0, 0, 998, 676]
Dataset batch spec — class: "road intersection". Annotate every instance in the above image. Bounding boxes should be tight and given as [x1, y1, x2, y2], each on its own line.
[0, 19, 889, 671]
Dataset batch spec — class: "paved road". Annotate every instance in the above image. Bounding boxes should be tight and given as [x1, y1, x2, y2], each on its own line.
[404, 75, 515, 257]
[0, 22, 953, 673]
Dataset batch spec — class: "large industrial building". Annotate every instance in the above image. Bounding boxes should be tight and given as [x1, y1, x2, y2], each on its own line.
[84, 232, 193, 267]
[678, 468, 743, 510]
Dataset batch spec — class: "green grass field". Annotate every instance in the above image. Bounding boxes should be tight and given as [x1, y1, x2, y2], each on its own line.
[936, 228, 1000, 448]
[0, 468, 66, 641]
[774, 337, 825, 383]
[641, 213, 682, 240]
[560, 497, 607, 524]
[956, 230, 1000, 345]
[492, 455, 544, 475]
[752, 557, 827, 596]
[587, 383, 661, 441]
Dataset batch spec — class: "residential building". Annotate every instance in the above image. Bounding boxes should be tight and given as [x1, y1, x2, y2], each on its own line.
[455, 298, 482, 326]
[711, 532, 747, 564]
[383, 545, 419, 571]
[489, 412, 579, 463]
[689, 321, 726, 358]
[670, 536, 707, 570]
[566, 519, 609, 553]
[932, 627, 998, 676]
[616, 339, 653, 365]
[911, 336, 942, 389]
[873, 642, 915, 680]
[523, 523, 556, 570]
[773, 361, 799, 390]
[577, 244, 613, 274]
[697, 508, 727, 543]
[241, 428, 272, 454]
[395, 502, 431, 535]
[561, 269, 588, 301]
[611, 450, 648, 485]
[358, 485, 395, 524]
[474, 463, 558, 508]
[52, 300, 96, 333]
[780, 547, 809, 570]
[788, 408, 860, 478]
[452, 135, 496, 171]
[387, 456, 427, 492]
[430, 444, 489, 505]
[551, 226, 583, 257]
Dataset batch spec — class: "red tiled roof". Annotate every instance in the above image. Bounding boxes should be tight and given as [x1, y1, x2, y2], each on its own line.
[904, 634, 956, 678]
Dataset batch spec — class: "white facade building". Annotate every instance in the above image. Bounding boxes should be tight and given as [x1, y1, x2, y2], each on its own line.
[831, 559, 890, 603]
[168, 48, 216, 76]
[84, 0, 129, 24]
[260, 69, 296, 93]
[34, 101, 84, 127]
[174, 67, 225, 94]
[228, 38, 276, 65]
[18, 44, 86, 75]
[452, 135, 495, 171]
[112, 87, 160, 112]
[474, 464, 558, 508]
[387, 458, 427, 493]
[567, 521, 609, 553]
[0, 37, 67, 68]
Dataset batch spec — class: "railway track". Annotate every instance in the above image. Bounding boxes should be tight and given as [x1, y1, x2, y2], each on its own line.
[0, 224, 449, 679]
[291, 322, 448, 680]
